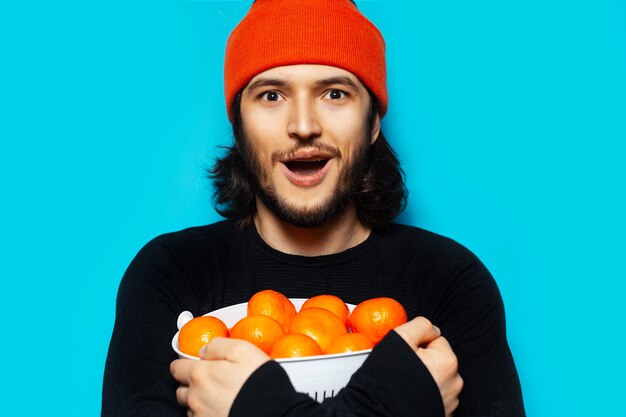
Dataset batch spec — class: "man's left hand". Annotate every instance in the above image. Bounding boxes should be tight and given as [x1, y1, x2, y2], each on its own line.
[170, 337, 270, 417]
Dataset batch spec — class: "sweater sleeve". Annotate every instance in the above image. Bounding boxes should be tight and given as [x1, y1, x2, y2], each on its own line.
[422, 255, 526, 417]
[229, 330, 444, 417]
[102, 239, 192, 417]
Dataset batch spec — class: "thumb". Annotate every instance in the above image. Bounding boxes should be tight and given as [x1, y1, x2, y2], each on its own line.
[200, 337, 267, 363]
[394, 316, 441, 352]
[198, 336, 231, 360]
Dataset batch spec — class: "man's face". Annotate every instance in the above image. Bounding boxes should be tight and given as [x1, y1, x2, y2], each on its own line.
[239, 64, 380, 228]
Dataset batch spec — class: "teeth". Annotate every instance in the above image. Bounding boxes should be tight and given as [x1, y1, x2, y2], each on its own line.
[284, 158, 328, 174]
[292, 158, 325, 162]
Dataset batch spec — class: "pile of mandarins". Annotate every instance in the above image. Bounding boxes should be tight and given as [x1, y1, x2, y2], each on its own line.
[178, 289, 407, 359]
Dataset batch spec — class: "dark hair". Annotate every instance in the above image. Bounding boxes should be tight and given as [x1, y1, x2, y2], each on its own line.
[209, 93, 407, 229]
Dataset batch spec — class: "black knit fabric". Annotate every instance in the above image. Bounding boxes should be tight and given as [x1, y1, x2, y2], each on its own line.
[102, 220, 525, 416]
[230, 330, 444, 417]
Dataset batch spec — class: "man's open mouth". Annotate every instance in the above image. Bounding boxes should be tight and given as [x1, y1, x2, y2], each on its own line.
[283, 158, 330, 175]
[279, 150, 335, 186]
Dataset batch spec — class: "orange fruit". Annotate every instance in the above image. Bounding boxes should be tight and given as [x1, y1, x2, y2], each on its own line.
[350, 297, 408, 345]
[301, 294, 350, 329]
[247, 289, 297, 331]
[229, 315, 286, 353]
[178, 316, 229, 357]
[325, 332, 374, 354]
[288, 307, 347, 353]
[269, 334, 323, 359]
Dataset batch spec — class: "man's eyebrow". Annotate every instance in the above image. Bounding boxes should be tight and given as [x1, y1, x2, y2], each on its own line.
[245, 76, 362, 95]
[314, 76, 362, 92]
[245, 78, 290, 95]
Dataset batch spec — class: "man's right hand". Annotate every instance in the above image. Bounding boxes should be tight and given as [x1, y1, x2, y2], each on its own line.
[394, 317, 463, 417]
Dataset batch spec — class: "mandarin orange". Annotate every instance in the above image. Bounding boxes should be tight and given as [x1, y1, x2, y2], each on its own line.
[247, 289, 297, 331]
[269, 334, 323, 359]
[229, 314, 286, 353]
[289, 307, 347, 353]
[178, 315, 229, 357]
[301, 294, 350, 329]
[350, 297, 407, 345]
[325, 332, 374, 354]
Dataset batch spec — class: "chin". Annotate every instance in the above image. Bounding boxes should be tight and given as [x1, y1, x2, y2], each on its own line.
[259, 189, 351, 228]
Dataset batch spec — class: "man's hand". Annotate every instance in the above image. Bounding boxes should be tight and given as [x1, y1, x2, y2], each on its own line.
[170, 337, 270, 417]
[394, 317, 463, 417]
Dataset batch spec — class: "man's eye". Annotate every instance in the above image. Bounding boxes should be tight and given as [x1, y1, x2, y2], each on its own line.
[324, 90, 347, 100]
[261, 91, 283, 102]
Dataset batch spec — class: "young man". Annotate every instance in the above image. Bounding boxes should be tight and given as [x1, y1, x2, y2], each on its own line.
[102, 1, 525, 416]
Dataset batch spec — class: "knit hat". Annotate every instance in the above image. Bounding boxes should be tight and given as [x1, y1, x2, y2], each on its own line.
[224, 0, 387, 121]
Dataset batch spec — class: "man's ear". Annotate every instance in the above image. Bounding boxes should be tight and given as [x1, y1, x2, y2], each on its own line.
[370, 112, 381, 145]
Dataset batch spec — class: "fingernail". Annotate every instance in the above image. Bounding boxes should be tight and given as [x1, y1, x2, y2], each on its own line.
[434, 325, 441, 334]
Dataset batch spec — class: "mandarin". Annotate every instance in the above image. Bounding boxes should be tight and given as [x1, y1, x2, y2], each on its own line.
[325, 332, 373, 354]
[350, 297, 407, 345]
[289, 307, 347, 353]
[229, 314, 286, 353]
[301, 294, 350, 329]
[269, 334, 323, 359]
[247, 289, 297, 331]
[178, 315, 229, 357]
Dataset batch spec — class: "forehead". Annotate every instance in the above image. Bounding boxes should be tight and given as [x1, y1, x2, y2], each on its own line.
[244, 64, 366, 90]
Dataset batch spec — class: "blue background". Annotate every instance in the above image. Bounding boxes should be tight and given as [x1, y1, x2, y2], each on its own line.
[1, 0, 624, 415]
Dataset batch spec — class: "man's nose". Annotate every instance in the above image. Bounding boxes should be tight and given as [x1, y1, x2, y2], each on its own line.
[287, 99, 322, 141]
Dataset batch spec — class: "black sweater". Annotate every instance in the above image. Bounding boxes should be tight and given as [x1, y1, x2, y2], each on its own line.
[102, 220, 525, 416]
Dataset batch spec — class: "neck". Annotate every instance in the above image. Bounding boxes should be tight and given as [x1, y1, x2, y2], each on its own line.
[253, 200, 371, 256]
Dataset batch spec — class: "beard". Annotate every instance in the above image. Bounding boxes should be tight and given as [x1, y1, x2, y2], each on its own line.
[238, 134, 370, 228]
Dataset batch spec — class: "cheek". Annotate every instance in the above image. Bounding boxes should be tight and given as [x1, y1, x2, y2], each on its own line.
[250, 136, 280, 163]
[322, 106, 369, 147]
[334, 126, 369, 160]
[242, 117, 281, 160]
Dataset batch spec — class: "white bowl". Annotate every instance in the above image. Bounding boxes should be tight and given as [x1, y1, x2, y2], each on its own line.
[172, 298, 371, 401]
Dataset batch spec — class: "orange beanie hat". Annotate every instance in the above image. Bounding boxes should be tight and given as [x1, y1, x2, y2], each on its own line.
[224, 0, 387, 122]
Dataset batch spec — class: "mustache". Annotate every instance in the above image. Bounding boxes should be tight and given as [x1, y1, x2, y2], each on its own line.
[271, 142, 341, 164]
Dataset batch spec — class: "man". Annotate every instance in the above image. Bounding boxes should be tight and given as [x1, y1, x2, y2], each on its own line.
[103, 1, 525, 416]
